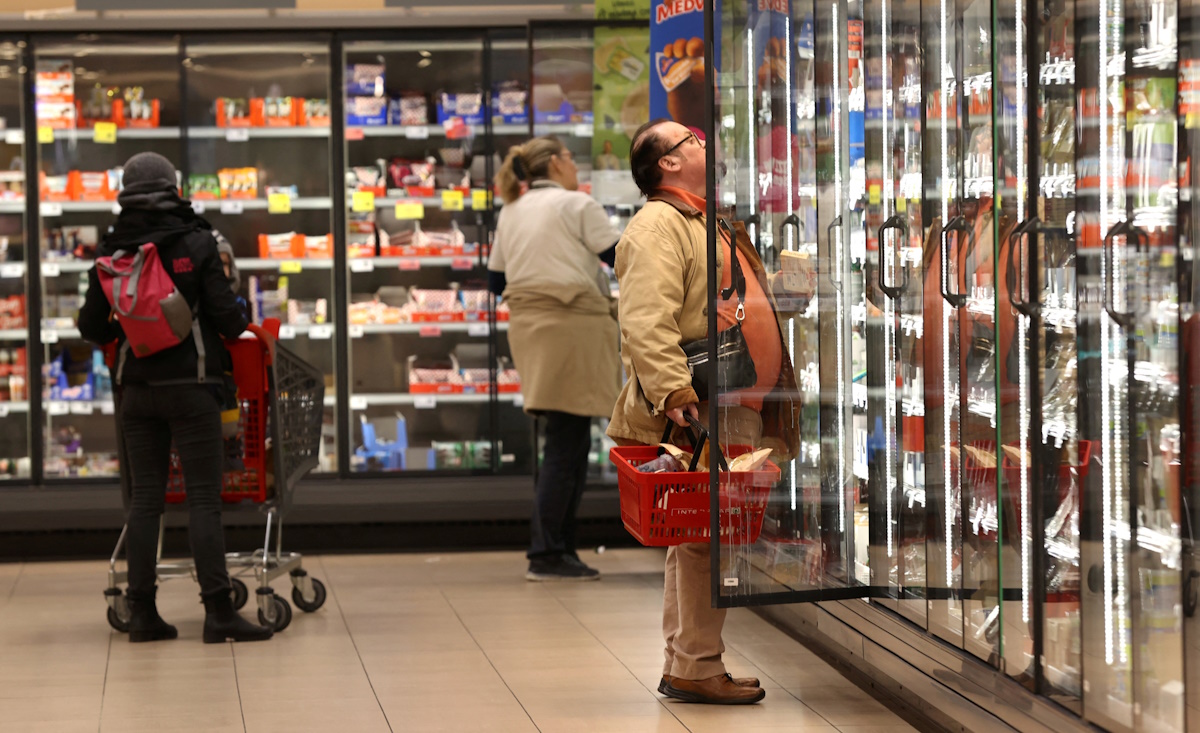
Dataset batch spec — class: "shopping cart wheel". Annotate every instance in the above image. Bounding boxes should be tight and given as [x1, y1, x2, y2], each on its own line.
[106, 604, 130, 633]
[230, 578, 249, 611]
[258, 594, 292, 633]
[291, 577, 327, 613]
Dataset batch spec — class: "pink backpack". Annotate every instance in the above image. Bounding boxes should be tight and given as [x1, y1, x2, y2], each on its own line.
[95, 243, 202, 381]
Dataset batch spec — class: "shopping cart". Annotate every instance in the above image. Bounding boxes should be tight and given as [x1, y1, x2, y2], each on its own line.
[104, 319, 327, 634]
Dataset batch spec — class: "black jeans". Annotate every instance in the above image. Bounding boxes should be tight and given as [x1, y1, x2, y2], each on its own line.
[120, 383, 230, 601]
[528, 411, 593, 561]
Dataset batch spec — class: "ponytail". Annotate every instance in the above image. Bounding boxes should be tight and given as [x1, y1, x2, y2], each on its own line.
[493, 136, 566, 204]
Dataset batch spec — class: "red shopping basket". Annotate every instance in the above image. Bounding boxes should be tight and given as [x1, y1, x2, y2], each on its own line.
[610, 439, 780, 546]
[165, 321, 278, 505]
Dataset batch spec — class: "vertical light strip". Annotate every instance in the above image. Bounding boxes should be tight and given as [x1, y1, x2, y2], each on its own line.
[940, 0, 955, 586]
[881, 0, 897, 560]
[833, 0, 848, 537]
[747, 27, 757, 220]
[1015, 0, 1032, 625]
[1098, 0, 1115, 666]
[786, 12, 798, 512]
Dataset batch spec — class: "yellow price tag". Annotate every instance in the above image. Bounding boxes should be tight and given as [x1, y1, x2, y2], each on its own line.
[268, 193, 293, 214]
[37, 127, 54, 144]
[471, 189, 490, 210]
[352, 191, 376, 213]
[93, 122, 117, 144]
[896, 197, 906, 213]
[395, 200, 425, 220]
[868, 184, 881, 205]
[442, 190, 464, 211]
[279, 260, 303, 274]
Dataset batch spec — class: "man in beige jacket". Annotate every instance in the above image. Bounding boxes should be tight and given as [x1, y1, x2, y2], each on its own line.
[609, 119, 800, 705]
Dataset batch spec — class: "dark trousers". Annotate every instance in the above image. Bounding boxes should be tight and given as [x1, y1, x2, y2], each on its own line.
[528, 411, 593, 561]
[120, 384, 230, 600]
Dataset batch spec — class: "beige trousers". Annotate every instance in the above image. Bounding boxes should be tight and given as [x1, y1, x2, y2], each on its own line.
[662, 405, 763, 681]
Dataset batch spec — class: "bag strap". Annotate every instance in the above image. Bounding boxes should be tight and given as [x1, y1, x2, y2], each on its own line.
[717, 218, 746, 322]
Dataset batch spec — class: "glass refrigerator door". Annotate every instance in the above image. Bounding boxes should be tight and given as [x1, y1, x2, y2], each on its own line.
[35, 35, 183, 479]
[1184, 0, 1200, 722]
[1078, 0, 1186, 725]
[490, 28, 537, 477]
[182, 37, 337, 474]
[863, 0, 929, 623]
[994, 0, 1039, 687]
[0, 40, 30, 479]
[713, 0, 868, 603]
[342, 36, 502, 475]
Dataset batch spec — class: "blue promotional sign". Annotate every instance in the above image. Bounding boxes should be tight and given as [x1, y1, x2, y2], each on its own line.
[649, 0, 720, 131]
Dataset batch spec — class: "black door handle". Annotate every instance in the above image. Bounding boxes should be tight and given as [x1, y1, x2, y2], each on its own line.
[827, 214, 845, 292]
[877, 214, 909, 300]
[1103, 220, 1145, 328]
[940, 216, 971, 308]
[1007, 216, 1040, 317]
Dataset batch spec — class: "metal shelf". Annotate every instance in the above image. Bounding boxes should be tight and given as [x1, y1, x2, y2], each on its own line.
[43, 127, 183, 142]
[189, 126, 331, 140]
[349, 392, 518, 408]
[349, 256, 480, 271]
[352, 322, 505, 336]
[236, 258, 334, 271]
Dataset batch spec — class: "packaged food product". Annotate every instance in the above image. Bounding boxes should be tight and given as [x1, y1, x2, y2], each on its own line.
[188, 174, 221, 200]
[218, 167, 259, 199]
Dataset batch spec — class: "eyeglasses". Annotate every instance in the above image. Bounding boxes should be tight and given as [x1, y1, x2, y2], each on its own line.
[660, 130, 701, 161]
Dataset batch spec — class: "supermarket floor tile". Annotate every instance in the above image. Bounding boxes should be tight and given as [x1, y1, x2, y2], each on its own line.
[0, 549, 922, 733]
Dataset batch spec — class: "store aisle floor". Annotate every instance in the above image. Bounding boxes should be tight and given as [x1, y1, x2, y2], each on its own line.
[0, 549, 920, 733]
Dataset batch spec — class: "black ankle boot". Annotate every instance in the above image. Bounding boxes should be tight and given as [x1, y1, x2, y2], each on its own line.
[202, 590, 273, 644]
[127, 589, 178, 643]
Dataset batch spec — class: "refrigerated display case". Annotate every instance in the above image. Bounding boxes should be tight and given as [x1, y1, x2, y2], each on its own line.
[705, 0, 1196, 730]
[181, 36, 338, 473]
[35, 35, 183, 479]
[0, 40, 30, 480]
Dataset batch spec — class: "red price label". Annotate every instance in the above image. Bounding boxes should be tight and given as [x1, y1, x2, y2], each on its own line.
[398, 259, 422, 271]
[418, 326, 442, 338]
[346, 127, 365, 141]
[451, 258, 475, 271]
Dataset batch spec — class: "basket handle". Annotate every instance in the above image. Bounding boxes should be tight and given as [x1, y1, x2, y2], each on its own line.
[245, 323, 276, 366]
[659, 414, 729, 472]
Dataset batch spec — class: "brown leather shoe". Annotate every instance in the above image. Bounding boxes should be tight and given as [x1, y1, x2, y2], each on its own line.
[664, 673, 766, 704]
[660, 673, 760, 695]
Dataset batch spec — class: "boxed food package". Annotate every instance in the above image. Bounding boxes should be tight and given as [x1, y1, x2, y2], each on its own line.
[649, 0, 710, 131]
[300, 98, 331, 127]
[218, 168, 259, 199]
[347, 97, 389, 127]
[252, 97, 301, 127]
[36, 61, 76, 130]
[0, 295, 25, 330]
[386, 158, 436, 196]
[436, 91, 484, 126]
[346, 64, 385, 97]
[215, 98, 252, 127]
[40, 172, 72, 202]
[491, 82, 529, 125]
[70, 170, 120, 202]
[0, 170, 23, 201]
[258, 232, 298, 259]
[408, 289, 465, 322]
[44, 226, 99, 261]
[121, 87, 161, 128]
[391, 94, 429, 126]
[188, 174, 221, 200]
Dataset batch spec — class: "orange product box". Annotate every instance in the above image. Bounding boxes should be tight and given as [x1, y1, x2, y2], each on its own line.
[70, 170, 119, 202]
[409, 381, 464, 395]
[258, 233, 302, 259]
[250, 98, 302, 127]
[215, 98, 253, 128]
[300, 234, 333, 259]
[40, 172, 72, 202]
[410, 311, 465, 323]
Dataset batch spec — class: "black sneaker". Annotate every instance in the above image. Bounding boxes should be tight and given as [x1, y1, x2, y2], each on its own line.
[525, 556, 601, 582]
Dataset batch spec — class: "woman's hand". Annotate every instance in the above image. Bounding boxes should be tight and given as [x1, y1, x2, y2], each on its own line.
[666, 402, 699, 427]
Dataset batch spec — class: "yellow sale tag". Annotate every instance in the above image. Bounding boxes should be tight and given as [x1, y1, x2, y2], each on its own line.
[395, 200, 425, 220]
[868, 184, 881, 205]
[37, 127, 53, 144]
[442, 190, 464, 211]
[896, 197, 906, 213]
[279, 260, 303, 274]
[268, 192, 293, 214]
[93, 122, 117, 144]
[352, 191, 376, 213]
[471, 189, 490, 210]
